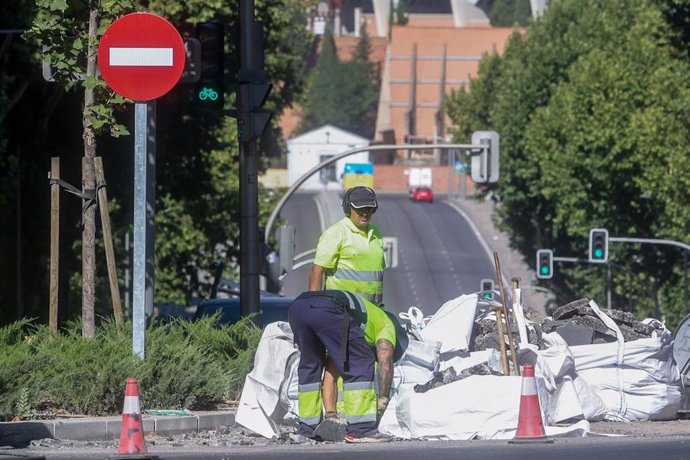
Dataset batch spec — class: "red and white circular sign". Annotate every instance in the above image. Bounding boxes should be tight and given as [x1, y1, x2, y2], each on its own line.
[97, 13, 185, 101]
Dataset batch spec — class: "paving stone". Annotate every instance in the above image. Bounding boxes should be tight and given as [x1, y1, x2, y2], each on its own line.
[541, 319, 566, 334]
[604, 308, 636, 326]
[554, 323, 595, 346]
[552, 298, 593, 321]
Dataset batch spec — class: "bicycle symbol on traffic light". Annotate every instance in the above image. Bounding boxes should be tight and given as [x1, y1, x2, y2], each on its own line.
[198, 86, 219, 101]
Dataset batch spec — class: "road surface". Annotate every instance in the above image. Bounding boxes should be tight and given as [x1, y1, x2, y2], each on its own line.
[279, 192, 497, 316]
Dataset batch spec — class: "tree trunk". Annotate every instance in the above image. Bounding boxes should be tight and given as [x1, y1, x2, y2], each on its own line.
[81, 3, 100, 338]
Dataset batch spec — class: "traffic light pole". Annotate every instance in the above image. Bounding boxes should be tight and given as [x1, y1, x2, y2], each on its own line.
[239, 0, 261, 322]
[552, 256, 584, 263]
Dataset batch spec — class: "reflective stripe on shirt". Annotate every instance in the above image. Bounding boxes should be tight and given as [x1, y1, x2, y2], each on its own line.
[334, 268, 383, 282]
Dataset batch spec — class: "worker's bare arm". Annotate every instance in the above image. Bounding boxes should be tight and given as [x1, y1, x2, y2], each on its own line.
[308, 264, 326, 291]
[376, 339, 394, 398]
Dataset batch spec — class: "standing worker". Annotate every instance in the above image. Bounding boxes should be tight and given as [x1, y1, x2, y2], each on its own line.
[309, 186, 385, 304]
[288, 289, 396, 443]
[308, 186, 386, 420]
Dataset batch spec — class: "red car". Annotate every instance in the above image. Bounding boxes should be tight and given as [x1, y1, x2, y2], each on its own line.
[410, 186, 433, 203]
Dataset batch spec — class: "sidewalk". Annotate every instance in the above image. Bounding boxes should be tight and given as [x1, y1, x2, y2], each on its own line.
[0, 411, 235, 446]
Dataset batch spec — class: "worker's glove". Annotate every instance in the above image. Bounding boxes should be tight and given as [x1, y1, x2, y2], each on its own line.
[377, 396, 390, 418]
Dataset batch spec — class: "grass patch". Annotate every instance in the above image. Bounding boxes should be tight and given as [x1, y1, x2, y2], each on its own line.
[0, 315, 261, 421]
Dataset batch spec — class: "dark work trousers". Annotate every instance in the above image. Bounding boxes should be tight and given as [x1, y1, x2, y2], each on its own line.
[288, 295, 377, 438]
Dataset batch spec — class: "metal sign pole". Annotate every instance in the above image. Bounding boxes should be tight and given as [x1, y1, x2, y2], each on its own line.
[133, 102, 147, 358]
[145, 102, 156, 319]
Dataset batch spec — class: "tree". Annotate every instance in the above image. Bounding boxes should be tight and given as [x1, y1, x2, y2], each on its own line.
[298, 29, 379, 138]
[26, 0, 135, 337]
[446, 0, 690, 325]
[489, 0, 532, 27]
[2, 0, 312, 328]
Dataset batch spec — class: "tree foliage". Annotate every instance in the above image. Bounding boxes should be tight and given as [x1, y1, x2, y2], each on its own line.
[489, 0, 532, 27]
[1, 0, 312, 324]
[446, 0, 690, 327]
[297, 29, 379, 139]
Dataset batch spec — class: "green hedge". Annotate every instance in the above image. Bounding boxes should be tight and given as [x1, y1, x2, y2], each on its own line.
[0, 316, 261, 421]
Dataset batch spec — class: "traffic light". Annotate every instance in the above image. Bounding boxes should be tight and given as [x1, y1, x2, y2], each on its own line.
[480, 279, 494, 301]
[234, 21, 273, 142]
[470, 131, 500, 183]
[179, 38, 201, 83]
[589, 228, 609, 263]
[536, 249, 553, 279]
[195, 21, 224, 109]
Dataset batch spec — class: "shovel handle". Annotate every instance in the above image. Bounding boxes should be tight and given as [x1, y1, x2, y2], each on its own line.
[494, 252, 520, 376]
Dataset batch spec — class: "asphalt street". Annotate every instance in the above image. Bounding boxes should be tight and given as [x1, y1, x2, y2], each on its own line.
[10, 435, 690, 459]
[279, 192, 497, 316]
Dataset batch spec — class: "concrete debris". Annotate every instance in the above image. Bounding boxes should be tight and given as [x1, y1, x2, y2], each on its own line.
[457, 363, 503, 379]
[414, 367, 458, 393]
[470, 317, 540, 352]
[543, 298, 666, 345]
[27, 424, 322, 449]
[469, 297, 665, 351]
[413, 363, 504, 393]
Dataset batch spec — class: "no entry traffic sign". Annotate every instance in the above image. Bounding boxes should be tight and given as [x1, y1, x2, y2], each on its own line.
[98, 13, 185, 101]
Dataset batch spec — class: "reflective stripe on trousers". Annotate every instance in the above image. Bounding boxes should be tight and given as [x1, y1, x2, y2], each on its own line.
[343, 380, 377, 425]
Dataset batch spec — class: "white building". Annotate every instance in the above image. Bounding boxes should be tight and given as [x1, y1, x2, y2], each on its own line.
[286, 124, 370, 191]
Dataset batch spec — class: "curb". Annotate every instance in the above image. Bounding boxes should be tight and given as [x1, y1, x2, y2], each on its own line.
[0, 411, 235, 446]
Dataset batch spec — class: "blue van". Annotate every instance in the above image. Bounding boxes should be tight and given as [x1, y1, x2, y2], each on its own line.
[194, 295, 295, 326]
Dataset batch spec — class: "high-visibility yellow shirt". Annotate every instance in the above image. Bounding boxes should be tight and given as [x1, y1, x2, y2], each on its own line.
[357, 293, 397, 348]
[314, 217, 385, 305]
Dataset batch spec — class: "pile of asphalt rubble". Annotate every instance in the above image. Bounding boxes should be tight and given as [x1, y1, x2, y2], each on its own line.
[414, 297, 666, 393]
[472, 297, 665, 352]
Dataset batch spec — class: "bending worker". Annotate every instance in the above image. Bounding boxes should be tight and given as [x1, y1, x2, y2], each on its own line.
[288, 289, 396, 443]
[309, 186, 386, 418]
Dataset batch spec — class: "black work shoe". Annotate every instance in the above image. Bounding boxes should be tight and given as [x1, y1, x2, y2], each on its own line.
[314, 417, 347, 442]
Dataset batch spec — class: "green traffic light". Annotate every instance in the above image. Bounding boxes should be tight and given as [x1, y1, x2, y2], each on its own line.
[540, 266, 550, 275]
[198, 86, 219, 101]
[594, 248, 603, 258]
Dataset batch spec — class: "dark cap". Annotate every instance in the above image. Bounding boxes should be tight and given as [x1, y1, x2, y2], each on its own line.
[349, 187, 378, 209]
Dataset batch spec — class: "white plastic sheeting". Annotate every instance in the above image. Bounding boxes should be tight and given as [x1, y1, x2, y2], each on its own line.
[235, 294, 682, 440]
[420, 294, 477, 354]
[536, 332, 608, 423]
[567, 301, 681, 421]
[379, 377, 591, 440]
[235, 322, 298, 438]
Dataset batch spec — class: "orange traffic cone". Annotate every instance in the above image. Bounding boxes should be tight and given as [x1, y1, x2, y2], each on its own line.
[509, 364, 553, 444]
[111, 378, 158, 459]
